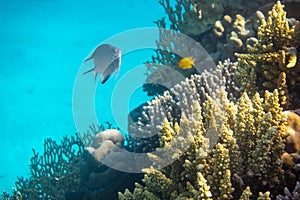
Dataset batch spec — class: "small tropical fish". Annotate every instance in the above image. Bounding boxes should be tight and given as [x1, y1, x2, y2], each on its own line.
[83, 44, 122, 84]
[177, 56, 195, 69]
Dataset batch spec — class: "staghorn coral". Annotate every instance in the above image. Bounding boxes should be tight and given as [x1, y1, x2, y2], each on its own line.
[235, 1, 300, 109]
[0, 189, 22, 200]
[120, 64, 289, 199]
[257, 191, 271, 200]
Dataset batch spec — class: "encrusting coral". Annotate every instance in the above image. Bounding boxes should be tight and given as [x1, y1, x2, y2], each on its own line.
[235, 1, 300, 109]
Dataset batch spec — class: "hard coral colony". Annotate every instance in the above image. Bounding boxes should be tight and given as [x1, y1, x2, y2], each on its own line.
[121, 1, 300, 200]
[2, 1, 300, 200]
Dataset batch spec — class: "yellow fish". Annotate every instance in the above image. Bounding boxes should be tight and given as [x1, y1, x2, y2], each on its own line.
[177, 56, 195, 69]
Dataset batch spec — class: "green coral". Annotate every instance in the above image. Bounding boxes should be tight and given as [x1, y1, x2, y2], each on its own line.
[235, 1, 300, 109]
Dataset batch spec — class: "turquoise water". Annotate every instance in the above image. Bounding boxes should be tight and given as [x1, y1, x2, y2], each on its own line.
[0, 0, 164, 192]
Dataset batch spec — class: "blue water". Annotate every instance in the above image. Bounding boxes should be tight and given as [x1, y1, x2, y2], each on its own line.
[0, 0, 164, 192]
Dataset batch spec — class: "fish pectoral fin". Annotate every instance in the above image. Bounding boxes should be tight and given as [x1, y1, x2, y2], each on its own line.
[94, 72, 99, 81]
[101, 74, 111, 84]
[82, 68, 94, 75]
[84, 55, 93, 62]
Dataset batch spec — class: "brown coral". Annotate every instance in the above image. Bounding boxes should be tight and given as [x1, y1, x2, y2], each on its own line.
[282, 111, 300, 168]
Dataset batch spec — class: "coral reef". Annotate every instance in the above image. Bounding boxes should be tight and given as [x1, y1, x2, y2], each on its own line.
[210, 13, 260, 61]
[277, 181, 300, 199]
[280, 110, 300, 193]
[80, 129, 143, 200]
[158, 0, 223, 36]
[132, 59, 240, 156]
[0, 123, 142, 200]
[143, 22, 216, 96]
[3, 1, 300, 200]
[221, 0, 275, 17]
[143, 0, 272, 96]
[13, 135, 84, 200]
[235, 1, 300, 109]
[120, 67, 289, 199]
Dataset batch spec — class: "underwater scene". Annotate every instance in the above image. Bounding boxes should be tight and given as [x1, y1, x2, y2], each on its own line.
[1, 0, 300, 199]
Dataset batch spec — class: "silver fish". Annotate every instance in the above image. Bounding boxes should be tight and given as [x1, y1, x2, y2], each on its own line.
[83, 44, 121, 84]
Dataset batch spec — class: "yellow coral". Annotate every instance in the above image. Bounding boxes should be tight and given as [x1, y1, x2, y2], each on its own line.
[235, 1, 300, 109]
[239, 186, 252, 200]
[208, 143, 234, 200]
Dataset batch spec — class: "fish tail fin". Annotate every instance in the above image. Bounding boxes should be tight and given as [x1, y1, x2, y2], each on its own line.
[82, 68, 94, 75]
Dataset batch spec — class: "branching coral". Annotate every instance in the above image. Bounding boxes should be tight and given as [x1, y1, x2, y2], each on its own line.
[235, 1, 300, 109]
[0, 123, 136, 200]
[14, 135, 84, 200]
[158, 0, 223, 36]
[211, 13, 260, 61]
[143, 0, 225, 96]
[131, 60, 240, 156]
[276, 181, 300, 199]
[120, 64, 289, 199]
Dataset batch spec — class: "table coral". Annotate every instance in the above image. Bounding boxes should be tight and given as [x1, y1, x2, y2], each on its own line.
[235, 1, 300, 109]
